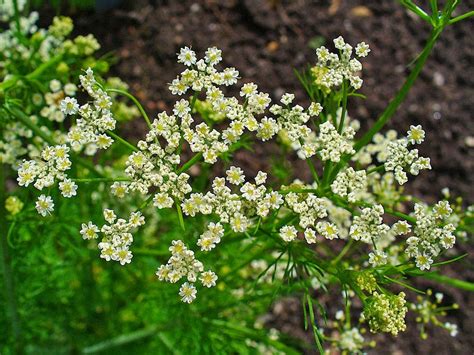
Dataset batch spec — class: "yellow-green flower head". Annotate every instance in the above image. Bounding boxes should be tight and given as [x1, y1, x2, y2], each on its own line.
[5, 196, 24, 216]
[364, 292, 407, 336]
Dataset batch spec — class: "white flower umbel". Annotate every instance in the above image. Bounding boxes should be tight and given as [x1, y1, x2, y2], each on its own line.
[405, 202, 456, 270]
[156, 240, 217, 303]
[384, 126, 430, 185]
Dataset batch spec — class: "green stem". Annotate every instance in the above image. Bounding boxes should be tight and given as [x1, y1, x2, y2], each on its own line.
[0, 165, 22, 347]
[81, 325, 174, 354]
[399, 0, 431, 23]
[355, 28, 442, 152]
[107, 130, 139, 152]
[332, 239, 354, 265]
[418, 273, 474, 292]
[107, 88, 153, 129]
[11, 0, 24, 42]
[366, 165, 385, 175]
[278, 188, 319, 195]
[1, 54, 63, 93]
[175, 199, 185, 231]
[384, 207, 416, 224]
[205, 319, 300, 355]
[305, 159, 320, 186]
[190, 91, 199, 111]
[337, 80, 348, 134]
[448, 10, 474, 25]
[177, 152, 202, 174]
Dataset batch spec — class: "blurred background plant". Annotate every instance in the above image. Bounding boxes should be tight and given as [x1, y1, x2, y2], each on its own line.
[1, 0, 473, 354]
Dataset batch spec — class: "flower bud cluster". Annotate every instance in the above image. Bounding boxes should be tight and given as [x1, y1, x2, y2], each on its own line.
[331, 167, 368, 202]
[317, 121, 355, 162]
[363, 292, 407, 336]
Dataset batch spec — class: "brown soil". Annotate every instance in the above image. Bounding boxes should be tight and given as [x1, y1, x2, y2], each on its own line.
[68, 0, 473, 353]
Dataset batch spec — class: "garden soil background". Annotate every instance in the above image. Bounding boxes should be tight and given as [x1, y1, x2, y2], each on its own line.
[53, 0, 473, 353]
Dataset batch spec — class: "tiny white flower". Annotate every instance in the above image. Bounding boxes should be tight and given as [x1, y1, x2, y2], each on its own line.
[333, 36, 346, 50]
[255, 171, 267, 185]
[179, 282, 197, 303]
[280, 225, 298, 242]
[200, 271, 218, 288]
[415, 254, 433, 271]
[407, 125, 425, 144]
[59, 178, 78, 198]
[49, 79, 62, 92]
[444, 322, 458, 337]
[115, 248, 133, 266]
[280, 93, 295, 105]
[240, 83, 258, 97]
[226, 166, 245, 185]
[60, 97, 79, 115]
[129, 211, 145, 227]
[355, 42, 370, 57]
[80, 222, 99, 240]
[368, 250, 388, 266]
[177, 47, 196, 66]
[153, 192, 174, 209]
[35, 195, 54, 217]
[304, 228, 317, 244]
[103, 209, 116, 224]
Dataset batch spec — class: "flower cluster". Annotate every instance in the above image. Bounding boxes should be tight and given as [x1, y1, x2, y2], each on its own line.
[0, 13, 123, 170]
[17, 144, 78, 215]
[326, 123, 356, 163]
[181, 168, 283, 234]
[156, 240, 217, 303]
[349, 204, 389, 244]
[384, 126, 431, 185]
[363, 292, 408, 336]
[313, 36, 369, 90]
[197, 222, 224, 251]
[125, 142, 191, 198]
[42, 80, 78, 122]
[339, 327, 365, 352]
[62, 69, 116, 154]
[281, 190, 339, 243]
[406, 201, 456, 270]
[80, 209, 145, 265]
[169, 47, 272, 163]
[331, 167, 367, 202]
[354, 129, 398, 166]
